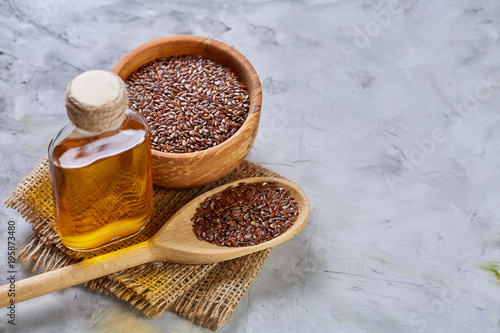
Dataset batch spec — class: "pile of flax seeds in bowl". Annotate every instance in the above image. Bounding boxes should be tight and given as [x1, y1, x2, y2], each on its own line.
[126, 55, 250, 154]
[126, 55, 300, 247]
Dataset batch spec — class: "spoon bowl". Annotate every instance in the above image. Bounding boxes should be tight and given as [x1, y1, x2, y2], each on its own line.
[0, 177, 309, 306]
[150, 177, 309, 264]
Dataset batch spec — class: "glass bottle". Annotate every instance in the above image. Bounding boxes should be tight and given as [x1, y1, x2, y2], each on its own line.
[48, 70, 153, 251]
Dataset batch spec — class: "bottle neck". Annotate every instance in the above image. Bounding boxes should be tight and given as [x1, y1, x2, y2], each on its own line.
[68, 119, 124, 139]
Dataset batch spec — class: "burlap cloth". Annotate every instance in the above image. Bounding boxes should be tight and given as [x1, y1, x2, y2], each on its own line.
[5, 157, 283, 331]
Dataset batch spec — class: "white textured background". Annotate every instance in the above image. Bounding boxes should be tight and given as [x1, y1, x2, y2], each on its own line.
[2, 0, 500, 332]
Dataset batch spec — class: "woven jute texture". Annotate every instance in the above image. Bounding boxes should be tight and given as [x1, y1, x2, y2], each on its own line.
[5, 157, 282, 330]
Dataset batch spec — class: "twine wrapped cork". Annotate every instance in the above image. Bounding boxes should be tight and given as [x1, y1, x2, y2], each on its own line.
[65, 70, 128, 133]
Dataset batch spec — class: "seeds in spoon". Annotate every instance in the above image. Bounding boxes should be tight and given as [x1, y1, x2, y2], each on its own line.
[192, 182, 299, 247]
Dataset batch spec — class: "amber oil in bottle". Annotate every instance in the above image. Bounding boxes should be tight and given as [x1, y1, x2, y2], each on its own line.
[48, 70, 153, 251]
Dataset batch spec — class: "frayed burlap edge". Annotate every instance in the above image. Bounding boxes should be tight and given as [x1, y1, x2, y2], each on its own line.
[171, 249, 272, 330]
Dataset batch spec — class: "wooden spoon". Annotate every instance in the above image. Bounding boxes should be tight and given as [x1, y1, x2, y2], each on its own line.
[0, 177, 309, 307]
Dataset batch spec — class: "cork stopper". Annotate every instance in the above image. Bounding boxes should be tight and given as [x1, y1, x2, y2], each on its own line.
[65, 70, 128, 134]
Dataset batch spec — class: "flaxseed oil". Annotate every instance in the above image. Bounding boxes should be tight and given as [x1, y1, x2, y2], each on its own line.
[49, 112, 153, 250]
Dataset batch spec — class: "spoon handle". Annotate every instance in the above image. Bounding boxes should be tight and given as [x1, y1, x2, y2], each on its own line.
[0, 241, 155, 307]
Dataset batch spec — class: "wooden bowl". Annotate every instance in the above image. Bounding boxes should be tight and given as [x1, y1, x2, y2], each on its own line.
[112, 35, 262, 188]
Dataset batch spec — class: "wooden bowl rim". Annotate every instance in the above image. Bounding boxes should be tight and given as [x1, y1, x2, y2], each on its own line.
[112, 35, 262, 160]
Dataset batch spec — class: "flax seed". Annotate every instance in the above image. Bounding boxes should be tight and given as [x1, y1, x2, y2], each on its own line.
[126, 55, 250, 153]
[192, 182, 299, 247]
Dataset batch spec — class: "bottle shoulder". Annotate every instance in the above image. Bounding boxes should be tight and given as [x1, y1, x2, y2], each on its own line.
[49, 110, 150, 168]
[124, 109, 149, 129]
